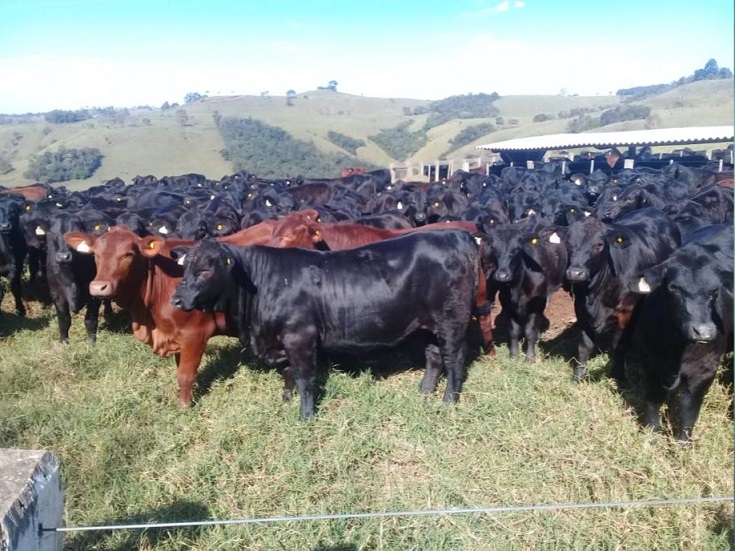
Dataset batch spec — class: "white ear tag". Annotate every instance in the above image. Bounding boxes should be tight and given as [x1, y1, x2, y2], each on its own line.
[158, 226, 169, 235]
[474, 236, 483, 245]
[76, 242, 91, 253]
[396, 201, 403, 210]
[35, 227, 46, 236]
[637, 277, 651, 293]
[548, 232, 561, 244]
[583, 211, 591, 217]
[527, 209, 536, 215]
[177, 254, 186, 266]
[265, 199, 273, 207]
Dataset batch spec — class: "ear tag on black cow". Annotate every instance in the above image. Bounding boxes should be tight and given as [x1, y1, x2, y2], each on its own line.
[216, 224, 223, 231]
[583, 211, 591, 217]
[569, 208, 576, 214]
[615, 236, 624, 244]
[25, 205, 31, 211]
[226, 257, 233, 266]
[548, 232, 561, 244]
[94, 225, 100, 231]
[530, 237, 538, 245]
[396, 201, 403, 210]
[265, 199, 273, 207]
[433, 201, 441, 207]
[637, 277, 651, 293]
[35, 226, 46, 236]
[489, 219, 495, 225]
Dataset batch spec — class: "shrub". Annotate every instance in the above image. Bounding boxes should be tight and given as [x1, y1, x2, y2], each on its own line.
[447, 122, 497, 151]
[369, 121, 427, 161]
[326, 131, 366, 155]
[532, 113, 555, 123]
[599, 105, 651, 126]
[44, 109, 90, 124]
[565, 115, 601, 133]
[24, 146, 103, 183]
[423, 92, 500, 130]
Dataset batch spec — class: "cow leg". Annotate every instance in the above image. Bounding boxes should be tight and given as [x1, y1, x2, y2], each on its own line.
[673, 371, 717, 443]
[574, 328, 595, 380]
[610, 322, 637, 386]
[102, 299, 114, 325]
[477, 313, 496, 356]
[280, 365, 296, 402]
[84, 297, 102, 346]
[524, 312, 540, 363]
[641, 366, 667, 434]
[55, 302, 72, 344]
[283, 329, 318, 419]
[28, 249, 41, 285]
[10, 269, 25, 317]
[175, 340, 206, 408]
[439, 327, 468, 403]
[420, 343, 444, 394]
[508, 317, 522, 358]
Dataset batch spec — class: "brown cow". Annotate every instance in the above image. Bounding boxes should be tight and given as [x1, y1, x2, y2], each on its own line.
[0, 184, 52, 202]
[268, 217, 496, 355]
[340, 167, 366, 178]
[61, 213, 313, 407]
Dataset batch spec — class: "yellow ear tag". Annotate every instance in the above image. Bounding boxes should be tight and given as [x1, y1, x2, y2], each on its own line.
[226, 257, 233, 265]
[433, 201, 441, 207]
[314, 229, 322, 237]
[570, 208, 576, 213]
[217, 224, 223, 231]
[531, 237, 538, 245]
[116, 197, 123, 202]
[616, 236, 624, 244]
[94, 225, 100, 231]
[489, 219, 495, 224]
[25, 205, 31, 211]
[149, 242, 156, 249]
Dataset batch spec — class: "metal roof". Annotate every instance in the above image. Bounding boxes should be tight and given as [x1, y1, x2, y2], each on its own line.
[476, 126, 734, 152]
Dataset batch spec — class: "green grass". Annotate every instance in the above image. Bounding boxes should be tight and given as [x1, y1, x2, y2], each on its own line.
[0, 79, 731, 190]
[1, 287, 732, 550]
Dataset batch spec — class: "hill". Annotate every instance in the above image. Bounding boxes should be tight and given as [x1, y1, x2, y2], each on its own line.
[0, 80, 731, 189]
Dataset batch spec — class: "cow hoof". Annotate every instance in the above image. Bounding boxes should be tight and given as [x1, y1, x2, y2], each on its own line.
[60, 338, 69, 345]
[282, 389, 293, 402]
[177, 399, 192, 409]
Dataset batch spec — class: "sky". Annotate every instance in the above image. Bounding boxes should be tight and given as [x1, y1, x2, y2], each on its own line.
[0, 0, 733, 114]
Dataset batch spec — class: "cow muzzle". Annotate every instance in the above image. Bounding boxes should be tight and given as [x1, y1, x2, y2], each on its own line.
[89, 281, 114, 297]
[566, 267, 589, 282]
[494, 269, 512, 283]
[55, 251, 72, 263]
[687, 323, 717, 343]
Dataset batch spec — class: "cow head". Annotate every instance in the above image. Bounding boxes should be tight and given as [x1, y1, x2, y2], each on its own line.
[564, 217, 608, 282]
[64, 226, 148, 299]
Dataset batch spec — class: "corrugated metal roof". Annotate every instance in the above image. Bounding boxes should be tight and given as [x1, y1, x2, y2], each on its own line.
[476, 126, 734, 152]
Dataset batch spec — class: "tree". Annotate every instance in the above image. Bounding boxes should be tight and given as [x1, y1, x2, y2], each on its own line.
[327, 80, 338, 91]
[175, 109, 189, 126]
[286, 90, 297, 106]
[184, 91, 207, 104]
[161, 101, 171, 110]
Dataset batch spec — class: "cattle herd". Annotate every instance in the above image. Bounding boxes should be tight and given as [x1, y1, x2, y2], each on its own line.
[0, 161, 732, 441]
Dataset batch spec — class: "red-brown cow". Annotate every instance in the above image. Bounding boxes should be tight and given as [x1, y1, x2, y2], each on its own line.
[268, 217, 496, 355]
[63, 219, 283, 407]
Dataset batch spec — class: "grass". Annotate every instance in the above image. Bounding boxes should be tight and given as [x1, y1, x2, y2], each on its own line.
[1, 283, 732, 550]
[0, 79, 731, 190]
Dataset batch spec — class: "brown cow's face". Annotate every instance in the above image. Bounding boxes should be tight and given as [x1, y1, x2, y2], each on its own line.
[66, 227, 145, 298]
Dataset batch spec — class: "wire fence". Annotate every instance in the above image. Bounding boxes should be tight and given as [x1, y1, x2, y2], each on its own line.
[40, 495, 733, 534]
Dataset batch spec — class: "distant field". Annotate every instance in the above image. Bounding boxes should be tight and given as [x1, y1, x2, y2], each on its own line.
[0, 80, 731, 189]
[1, 286, 732, 550]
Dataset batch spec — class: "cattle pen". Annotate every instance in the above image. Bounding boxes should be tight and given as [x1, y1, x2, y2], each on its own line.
[476, 125, 734, 176]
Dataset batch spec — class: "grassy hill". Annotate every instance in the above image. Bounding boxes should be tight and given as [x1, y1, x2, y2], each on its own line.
[0, 80, 731, 189]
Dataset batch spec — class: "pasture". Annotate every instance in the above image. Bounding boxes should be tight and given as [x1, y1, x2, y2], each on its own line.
[1, 285, 732, 551]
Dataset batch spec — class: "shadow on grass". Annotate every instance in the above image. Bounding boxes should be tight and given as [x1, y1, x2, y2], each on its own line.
[312, 544, 358, 551]
[193, 343, 246, 402]
[710, 504, 734, 551]
[0, 309, 52, 337]
[64, 500, 211, 551]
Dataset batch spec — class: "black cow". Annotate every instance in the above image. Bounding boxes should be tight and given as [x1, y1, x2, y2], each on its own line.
[170, 230, 482, 418]
[486, 220, 567, 361]
[633, 224, 733, 442]
[45, 212, 102, 344]
[562, 208, 680, 382]
[0, 195, 27, 316]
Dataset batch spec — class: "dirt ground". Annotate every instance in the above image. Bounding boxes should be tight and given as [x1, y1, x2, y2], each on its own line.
[489, 289, 578, 342]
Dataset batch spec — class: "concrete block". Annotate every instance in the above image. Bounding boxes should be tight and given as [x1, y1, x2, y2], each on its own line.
[0, 449, 63, 551]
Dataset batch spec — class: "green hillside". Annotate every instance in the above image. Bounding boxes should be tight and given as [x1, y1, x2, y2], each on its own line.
[0, 80, 732, 189]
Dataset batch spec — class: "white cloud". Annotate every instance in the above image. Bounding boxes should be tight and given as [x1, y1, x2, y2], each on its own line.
[514, 1, 526, 7]
[495, 1, 510, 12]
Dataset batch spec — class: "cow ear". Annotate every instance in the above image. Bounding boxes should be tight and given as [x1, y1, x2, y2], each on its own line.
[720, 270, 734, 299]
[170, 246, 190, 266]
[634, 262, 669, 294]
[140, 236, 165, 257]
[64, 231, 94, 254]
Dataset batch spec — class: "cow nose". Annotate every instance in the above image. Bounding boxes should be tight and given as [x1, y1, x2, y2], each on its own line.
[566, 267, 589, 281]
[0, 223, 11, 232]
[89, 281, 112, 297]
[170, 296, 183, 308]
[415, 212, 426, 222]
[688, 323, 717, 342]
[494, 270, 511, 283]
[55, 251, 72, 263]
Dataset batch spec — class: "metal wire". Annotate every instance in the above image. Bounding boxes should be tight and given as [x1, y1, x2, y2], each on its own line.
[40, 495, 733, 534]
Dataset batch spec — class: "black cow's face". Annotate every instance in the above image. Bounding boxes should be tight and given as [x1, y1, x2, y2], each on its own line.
[640, 257, 732, 343]
[564, 217, 607, 282]
[171, 241, 233, 312]
[490, 226, 523, 283]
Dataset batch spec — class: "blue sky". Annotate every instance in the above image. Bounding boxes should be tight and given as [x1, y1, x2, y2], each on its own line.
[0, 0, 733, 113]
